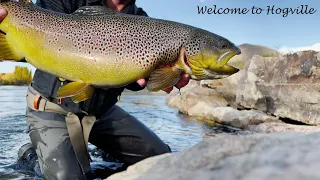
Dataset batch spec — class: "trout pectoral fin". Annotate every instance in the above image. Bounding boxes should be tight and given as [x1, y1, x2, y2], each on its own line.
[0, 32, 24, 62]
[147, 67, 184, 92]
[56, 82, 94, 102]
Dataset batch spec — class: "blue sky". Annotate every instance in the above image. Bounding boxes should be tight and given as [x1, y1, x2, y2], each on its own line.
[0, 0, 319, 73]
[136, 0, 319, 48]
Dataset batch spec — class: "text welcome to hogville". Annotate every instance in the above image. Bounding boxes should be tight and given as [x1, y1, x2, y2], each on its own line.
[197, 5, 317, 17]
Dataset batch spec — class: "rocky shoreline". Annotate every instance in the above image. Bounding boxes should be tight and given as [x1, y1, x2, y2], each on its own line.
[106, 48, 320, 180]
[166, 50, 320, 133]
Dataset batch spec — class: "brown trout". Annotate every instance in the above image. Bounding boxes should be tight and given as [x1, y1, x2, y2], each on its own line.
[0, 0, 241, 102]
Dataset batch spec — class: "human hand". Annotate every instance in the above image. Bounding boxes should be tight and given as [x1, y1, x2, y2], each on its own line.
[0, 9, 7, 21]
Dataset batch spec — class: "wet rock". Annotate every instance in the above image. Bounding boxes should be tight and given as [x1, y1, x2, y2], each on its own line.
[200, 73, 242, 108]
[188, 106, 280, 129]
[236, 51, 320, 124]
[107, 132, 320, 180]
[248, 122, 320, 134]
[166, 80, 229, 114]
[167, 80, 280, 129]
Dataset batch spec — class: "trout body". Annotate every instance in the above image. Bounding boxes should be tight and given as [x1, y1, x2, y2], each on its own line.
[0, 1, 241, 102]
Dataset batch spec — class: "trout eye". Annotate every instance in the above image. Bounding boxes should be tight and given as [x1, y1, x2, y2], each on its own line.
[219, 39, 229, 49]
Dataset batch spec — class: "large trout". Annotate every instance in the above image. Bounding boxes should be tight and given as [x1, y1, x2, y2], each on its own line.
[0, 0, 241, 102]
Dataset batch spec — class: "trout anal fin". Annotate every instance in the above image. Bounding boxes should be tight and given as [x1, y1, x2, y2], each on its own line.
[146, 67, 184, 92]
[56, 82, 95, 103]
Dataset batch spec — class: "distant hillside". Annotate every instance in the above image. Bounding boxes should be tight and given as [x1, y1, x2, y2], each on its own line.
[229, 43, 280, 69]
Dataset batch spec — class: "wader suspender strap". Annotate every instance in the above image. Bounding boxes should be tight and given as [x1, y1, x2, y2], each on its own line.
[26, 86, 96, 175]
[65, 113, 96, 174]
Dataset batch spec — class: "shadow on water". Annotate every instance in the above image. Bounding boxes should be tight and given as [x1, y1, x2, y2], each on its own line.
[0, 87, 246, 179]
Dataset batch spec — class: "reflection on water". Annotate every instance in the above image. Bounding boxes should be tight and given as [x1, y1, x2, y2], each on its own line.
[0, 86, 243, 179]
[0, 86, 31, 180]
[118, 94, 207, 152]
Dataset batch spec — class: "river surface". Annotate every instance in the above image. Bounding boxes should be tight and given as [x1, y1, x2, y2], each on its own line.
[0, 86, 242, 179]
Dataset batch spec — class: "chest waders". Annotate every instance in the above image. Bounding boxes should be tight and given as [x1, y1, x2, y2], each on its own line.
[27, 86, 95, 174]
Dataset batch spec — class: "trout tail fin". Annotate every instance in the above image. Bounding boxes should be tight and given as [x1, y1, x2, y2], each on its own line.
[0, 32, 24, 61]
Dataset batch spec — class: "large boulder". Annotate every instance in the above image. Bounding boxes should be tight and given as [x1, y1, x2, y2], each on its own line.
[107, 132, 320, 180]
[236, 51, 320, 124]
[229, 43, 280, 69]
[166, 80, 230, 114]
[166, 50, 320, 130]
[166, 78, 282, 129]
[248, 122, 320, 134]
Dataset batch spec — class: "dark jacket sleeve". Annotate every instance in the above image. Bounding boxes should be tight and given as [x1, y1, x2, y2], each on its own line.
[124, 80, 147, 91]
[35, 0, 87, 13]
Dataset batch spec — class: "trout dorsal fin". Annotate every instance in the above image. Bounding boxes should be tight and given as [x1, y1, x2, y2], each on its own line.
[72, 6, 118, 16]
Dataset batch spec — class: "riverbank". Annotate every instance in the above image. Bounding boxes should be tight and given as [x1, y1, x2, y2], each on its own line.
[166, 48, 320, 134]
[0, 66, 33, 86]
[104, 47, 320, 180]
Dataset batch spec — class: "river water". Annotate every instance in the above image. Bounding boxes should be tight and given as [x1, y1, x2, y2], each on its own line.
[0, 86, 242, 179]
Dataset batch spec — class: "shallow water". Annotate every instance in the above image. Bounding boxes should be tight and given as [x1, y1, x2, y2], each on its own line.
[0, 86, 243, 179]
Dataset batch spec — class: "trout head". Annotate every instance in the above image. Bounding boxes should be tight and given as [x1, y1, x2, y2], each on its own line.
[183, 29, 241, 80]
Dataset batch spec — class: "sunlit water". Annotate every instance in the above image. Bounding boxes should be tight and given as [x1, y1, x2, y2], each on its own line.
[0, 86, 244, 179]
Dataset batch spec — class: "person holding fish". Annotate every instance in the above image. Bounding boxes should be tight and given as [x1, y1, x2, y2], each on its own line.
[0, 0, 190, 179]
[0, 0, 240, 179]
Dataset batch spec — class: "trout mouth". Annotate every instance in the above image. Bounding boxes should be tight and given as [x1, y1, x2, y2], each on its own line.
[217, 48, 241, 67]
[184, 48, 240, 80]
[192, 50, 240, 80]
[203, 66, 239, 79]
[217, 51, 232, 66]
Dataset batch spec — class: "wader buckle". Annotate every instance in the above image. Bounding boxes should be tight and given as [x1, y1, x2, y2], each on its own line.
[33, 95, 41, 110]
[58, 98, 63, 104]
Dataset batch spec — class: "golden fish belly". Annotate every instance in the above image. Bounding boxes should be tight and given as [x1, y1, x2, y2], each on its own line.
[5, 21, 153, 87]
